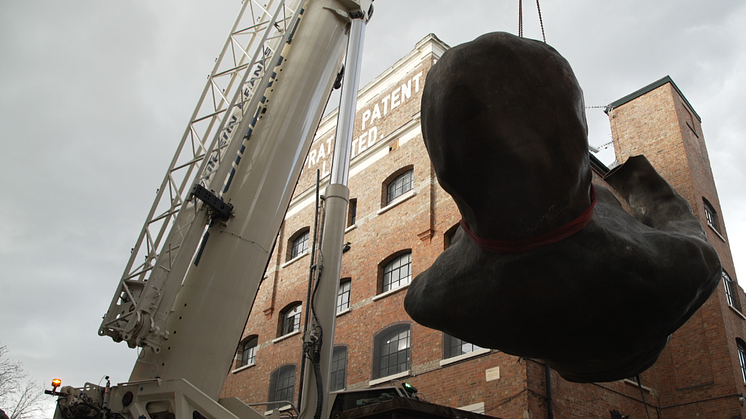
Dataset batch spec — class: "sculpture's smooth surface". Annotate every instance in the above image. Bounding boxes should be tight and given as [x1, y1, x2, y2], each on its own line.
[404, 32, 721, 382]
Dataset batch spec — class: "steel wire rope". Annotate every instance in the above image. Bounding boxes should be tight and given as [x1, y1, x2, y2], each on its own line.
[518, 0, 546, 42]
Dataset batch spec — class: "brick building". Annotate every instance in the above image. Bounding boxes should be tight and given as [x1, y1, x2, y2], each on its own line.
[221, 34, 746, 418]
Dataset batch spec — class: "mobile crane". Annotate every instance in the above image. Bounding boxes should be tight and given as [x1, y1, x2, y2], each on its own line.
[48, 1, 372, 419]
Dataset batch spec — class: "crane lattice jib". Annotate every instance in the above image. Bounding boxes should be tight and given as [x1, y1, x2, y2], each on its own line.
[99, 0, 306, 350]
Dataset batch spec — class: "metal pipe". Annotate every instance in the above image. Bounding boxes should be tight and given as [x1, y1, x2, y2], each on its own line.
[298, 169, 323, 409]
[545, 363, 554, 419]
[330, 16, 366, 186]
[298, 10, 367, 419]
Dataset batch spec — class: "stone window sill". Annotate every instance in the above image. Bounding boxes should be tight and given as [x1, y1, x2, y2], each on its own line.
[457, 402, 485, 415]
[369, 370, 410, 386]
[272, 330, 301, 344]
[372, 283, 410, 301]
[622, 378, 655, 394]
[730, 305, 746, 320]
[439, 348, 491, 367]
[707, 223, 726, 242]
[281, 252, 309, 268]
[336, 308, 352, 317]
[231, 363, 255, 374]
[377, 190, 416, 215]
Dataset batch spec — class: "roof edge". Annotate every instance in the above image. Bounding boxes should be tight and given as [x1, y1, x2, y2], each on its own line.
[605, 76, 701, 122]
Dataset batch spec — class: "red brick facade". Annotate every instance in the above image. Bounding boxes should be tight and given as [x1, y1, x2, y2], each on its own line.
[607, 78, 745, 418]
[221, 35, 745, 419]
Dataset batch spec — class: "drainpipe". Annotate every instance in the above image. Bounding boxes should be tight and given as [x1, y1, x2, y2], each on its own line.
[545, 363, 554, 419]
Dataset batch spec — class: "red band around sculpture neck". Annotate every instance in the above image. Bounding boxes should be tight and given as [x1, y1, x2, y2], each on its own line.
[459, 185, 597, 253]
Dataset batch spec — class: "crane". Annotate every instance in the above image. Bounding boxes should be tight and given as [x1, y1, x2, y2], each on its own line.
[48, 1, 371, 419]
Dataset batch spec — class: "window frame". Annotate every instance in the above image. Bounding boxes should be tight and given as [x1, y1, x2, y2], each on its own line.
[288, 228, 310, 261]
[280, 302, 302, 337]
[347, 198, 357, 227]
[724, 270, 741, 311]
[240, 335, 258, 367]
[380, 251, 412, 294]
[703, 198, 720, 233]
[443, 334, 482, 359]
[444, 223, 460, 250]
[268, 364, 296, 404]
[337, 279, 351, 314]
[382, 167, 414, 206]
[738, 339, 746, 383]
[372, 324, 411, 379]
[330, 346, 348, 392]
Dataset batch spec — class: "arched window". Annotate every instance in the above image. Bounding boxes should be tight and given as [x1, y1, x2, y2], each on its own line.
[381, 252, 412, 293]
[373, 324, 411, 379]
[330, 346, 348, 391]
[269, 364, 296, 403]
[723, 270, 741, 311]
[443, 334, 481, 359]
[240, 335, 258, 367]
[385, 169, 414, 204]
[738, 339, 746, 383]
[288, 228, 310, 260]
[279, 302, 302, 337]
[337, 279, 351, 313]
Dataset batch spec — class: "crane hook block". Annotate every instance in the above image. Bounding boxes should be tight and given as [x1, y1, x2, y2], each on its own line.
[191, 184, 233, 221]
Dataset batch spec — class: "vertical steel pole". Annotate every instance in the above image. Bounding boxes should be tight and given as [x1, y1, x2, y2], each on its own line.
[329, 18, 366, 186]
[298, 11, 367, 419]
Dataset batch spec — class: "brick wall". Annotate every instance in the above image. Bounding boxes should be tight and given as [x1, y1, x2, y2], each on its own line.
[609, 78, 746, 418]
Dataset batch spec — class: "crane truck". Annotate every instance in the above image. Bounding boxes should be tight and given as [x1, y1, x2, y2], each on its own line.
[47, 1, 377, 419]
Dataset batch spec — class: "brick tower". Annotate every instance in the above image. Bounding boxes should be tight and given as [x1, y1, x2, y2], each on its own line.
[607, 76, 746, 418]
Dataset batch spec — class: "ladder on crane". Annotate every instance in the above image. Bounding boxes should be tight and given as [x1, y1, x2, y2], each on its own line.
[98, 0, 305, 352]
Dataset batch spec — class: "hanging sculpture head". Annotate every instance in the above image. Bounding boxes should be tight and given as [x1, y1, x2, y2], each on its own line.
[422, 32, 593, 244]
[405, 32, 721, 382]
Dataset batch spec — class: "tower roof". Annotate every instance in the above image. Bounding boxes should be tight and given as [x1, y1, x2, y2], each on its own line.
[605, 75, 701, 122]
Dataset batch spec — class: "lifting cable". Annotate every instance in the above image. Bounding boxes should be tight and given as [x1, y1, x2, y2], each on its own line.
[518, 0, 546, 42]
[518, 0, 523, 37]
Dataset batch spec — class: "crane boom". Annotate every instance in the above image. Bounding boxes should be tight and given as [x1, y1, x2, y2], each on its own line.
[127, 0, 355, 397]
[99, 0, 307, 353]
[51, 2, 372, 419]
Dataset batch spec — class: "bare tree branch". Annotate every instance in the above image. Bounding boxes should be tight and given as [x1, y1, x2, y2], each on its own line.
[0, 345, 47, 419]
[8, 381, 44, 419]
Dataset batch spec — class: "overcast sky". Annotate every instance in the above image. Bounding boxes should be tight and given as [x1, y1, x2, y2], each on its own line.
[1, 0, 745, 416]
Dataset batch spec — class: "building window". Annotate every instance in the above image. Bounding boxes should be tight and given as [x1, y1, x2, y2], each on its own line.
[330, 346, 347, 391]
[444, 224, 460, 250]
[703, 198, 720, 232]
[280, 303, 302, 336]
[289, 228, 310, 260]
[373, 324, 411, 379]
[347, 199, 357, 227]
[443, 334, 482, 359]
[381, 252, 412, 293]
[240, 336, 258, 367]
[724, 270, 741, 311]
[738, 339, 746, 383]
[269, 364, 296, 403]
[386, 169, 414, 204]
[337, 279, 351, 313]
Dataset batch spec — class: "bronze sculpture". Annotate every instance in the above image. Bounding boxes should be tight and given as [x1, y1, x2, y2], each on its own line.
[404, 32, 721, 382]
